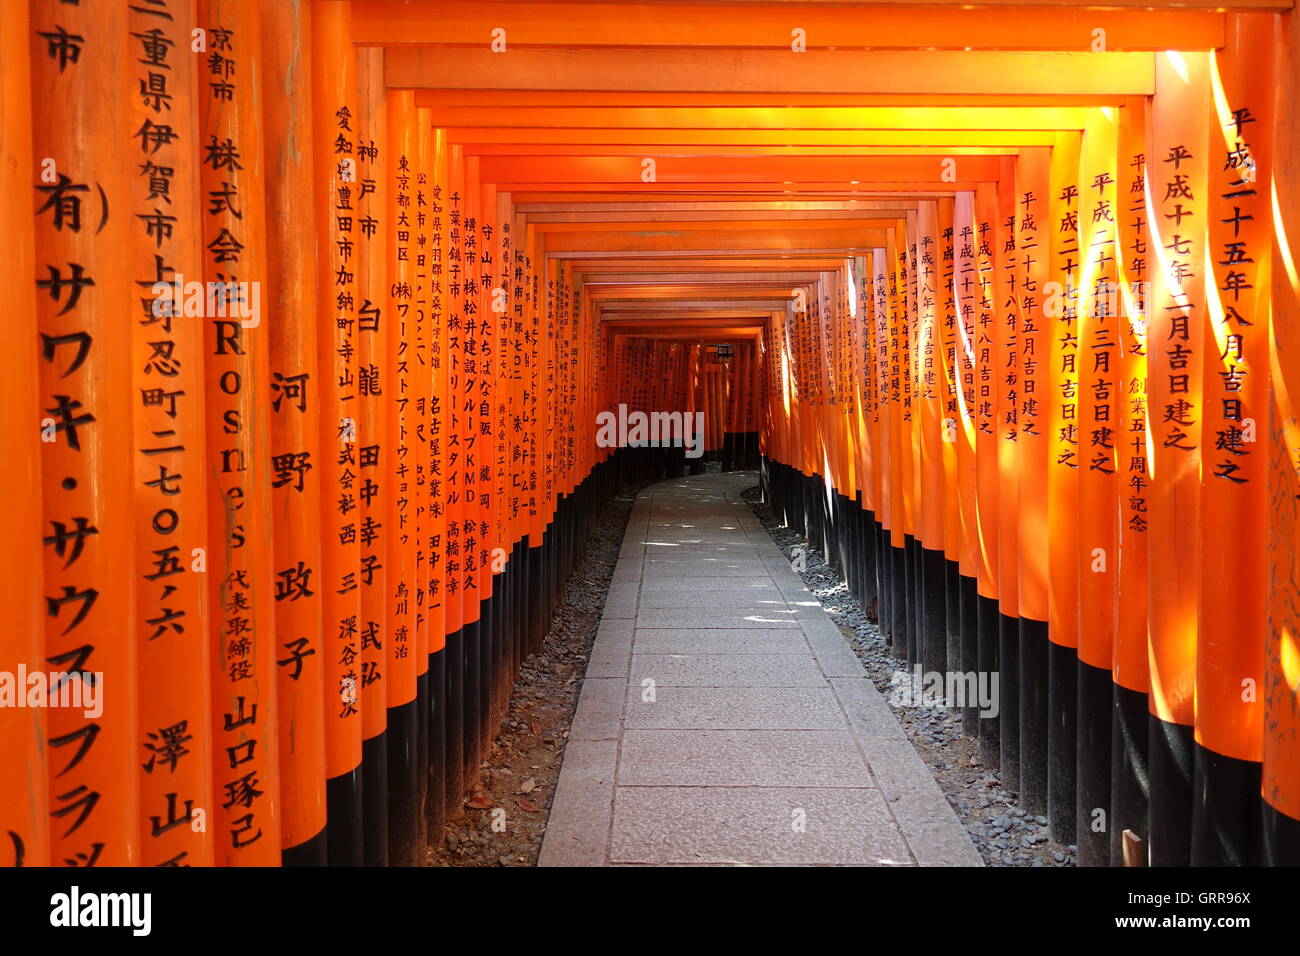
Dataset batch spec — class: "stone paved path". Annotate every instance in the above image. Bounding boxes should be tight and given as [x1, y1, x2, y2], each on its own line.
[539, 472, 981, 867]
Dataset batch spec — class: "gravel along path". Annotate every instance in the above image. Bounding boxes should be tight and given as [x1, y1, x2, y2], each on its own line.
[740, 484, 1078, 868]
[427, 483, 644, 867]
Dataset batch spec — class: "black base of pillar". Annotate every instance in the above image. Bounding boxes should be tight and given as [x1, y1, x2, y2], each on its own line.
[998, 612, 1020, 795]
[1018, 617, 1049, 817]
[427, 649, 447, 846]
[325, 766, 363, 867]
[1076, 658, 1112, 866]
[281, 826, 328, 867]
[385, 697, 421, 866]
[976, 593, 1000, 769]
[1147, 713, 1194, 866]
[1047, 640, 1077, 844]
[1263, 801, 1300, 865]
[1191, 742, 1263, 866]
[1109, 682, 1149, 866]
[361, 731, 388, 866]
[921, 547, 947, 675]
[958, 574, 979, 736]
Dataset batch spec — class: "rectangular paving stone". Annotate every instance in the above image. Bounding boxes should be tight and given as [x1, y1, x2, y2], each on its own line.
[609, 787, 913, 866]
[638, 576, 777, 592]
[587, 640, 632, 678]
[641, 559, 772, 576]
[831, 676, 908, 739]
[624, 685, 845, 730]
[856, 734, 983, 866]
[630, 652, 826, 687]
[804, 630, 868, 678]
[617, 729, 874, 787]
[603, 581, 640, 608]
[631, 628, 811, 655]
[569, 678, 626, 741]
[537, 738, 619, 867]
[636, 590, 789, 608]
[635, 607, 810, 628]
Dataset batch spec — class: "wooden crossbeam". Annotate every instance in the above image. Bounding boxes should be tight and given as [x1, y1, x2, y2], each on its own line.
[353, 3, 1225, 50]
[390, 49, 1153, 95]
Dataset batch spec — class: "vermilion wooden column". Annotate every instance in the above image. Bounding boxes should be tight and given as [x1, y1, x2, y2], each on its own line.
[1045, 129, 1082, 843]
[1146, 51, 1210, 867]
[441, 132, 467, 815]
[1264, 1, 1300, 865]
[1014, 146, 1052, 820]
[994, 159, 1021, 791]
[973, 182, 1001, 769]
[917, 200, 947, 676]
[937, 202, 960, 676]
[1, 0, 49, 869]
[31, 0, 141, 868]
[386, 86, 428, 859]
[130, 0, 216, 868]
[420, 114, 451, 836]
[351, 42, 390, 868]
[198, 0, 282, 867]
[1111, 98, 1153, 866]
[259, 0, 328, 867]
[1075, 107, 1120, 862]
[952, 196, 980, 737]
[310, 0, 362, 866]
[1194, 13, 1272, 866]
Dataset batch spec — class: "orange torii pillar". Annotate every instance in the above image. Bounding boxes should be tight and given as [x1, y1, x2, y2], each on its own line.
[130, 0, 217, 868]
[1264, 0, 1300, 866]
[311, 0, 362, 866]
[31, 0, 141, 870]
[974, 182, 1001, 768]
[1146, 51, 1210, 867]
[1110, 99, 1153, 864]
[438, 129, 466, 817]
[1045, 130, 1082, 843]
[953, 194, 982, 738]
[917, 201, 949, 677]
[259, 0, 328, 866]
[1194, 13, 1272, 866]
[852, 252, 883, 621]
[460, 156, 485, 788]
[426, 119, 452, 832]
[199, 0, 282, 866]
[380, 85, 425, 863]
[1014, 147, 1052, 822]
[1074, 107, 1121, 861]
[937, 203, 962, 683]
[994, 161, 1021, 786]
[900, 219, 920, 667]
[422, 120, 451, 837]
[1, 0, 49, 869]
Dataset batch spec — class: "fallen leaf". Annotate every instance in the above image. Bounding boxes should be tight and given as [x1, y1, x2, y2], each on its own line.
[530, 721, 542, 736]
[465, 794, 494, 810]
[518, 777, 536, 794]
[516, 798, 541, 813]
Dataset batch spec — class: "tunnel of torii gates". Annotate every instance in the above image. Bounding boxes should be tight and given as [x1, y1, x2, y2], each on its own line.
[2, 0, 1300, 872]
